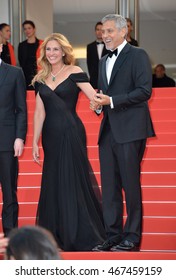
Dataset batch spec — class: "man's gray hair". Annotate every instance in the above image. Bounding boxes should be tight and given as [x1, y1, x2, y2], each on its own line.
[102, 14, 128, 35]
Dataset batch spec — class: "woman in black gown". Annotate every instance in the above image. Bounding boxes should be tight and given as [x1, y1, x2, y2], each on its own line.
[32, 33, 105, 251]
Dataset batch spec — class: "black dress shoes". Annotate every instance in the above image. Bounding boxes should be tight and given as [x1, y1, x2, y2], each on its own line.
[92, 235, 122, 252]
[111, 240, 140, 252]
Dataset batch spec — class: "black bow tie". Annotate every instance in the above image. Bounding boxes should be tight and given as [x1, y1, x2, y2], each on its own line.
[108, 48, 118, 58]
[96, 41, 103, 45]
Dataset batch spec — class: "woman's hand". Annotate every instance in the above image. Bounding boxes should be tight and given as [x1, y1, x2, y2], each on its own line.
[32, 144, 40, 165]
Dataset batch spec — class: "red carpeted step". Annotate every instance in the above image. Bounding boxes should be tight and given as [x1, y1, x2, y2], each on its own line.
[2, 185, 175, 204]
[153, 121, 176, 133]
[141, 186, 176, 201]
[60, 251, 176, 260]
[0, 251, 176, 260]
[149, 97, 176, 109]
[141, 172, 176, 186]
[1, 201, 175, 218]
[141, 233, 176, 251]
[17, 171, 176, 187]
[141, 159, 176, 172]
[144, 145, 176, 158]
[19, 160, 43, 173]
[21, 145, 176, 160]
[1, 186, 176, 205]
[147, 133, 176, 145]
[18, 173, 42, 186]
[24, 132, 176, 146]
[150, 109, 176, 121]
[26, 120, 176, 136]
[1, 215, 175, 234]
[142, 217, 176, 233]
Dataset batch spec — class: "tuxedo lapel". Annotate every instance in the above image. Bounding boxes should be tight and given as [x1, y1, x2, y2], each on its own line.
[109, 44, 131, 86]
[101, 56, 109, 89]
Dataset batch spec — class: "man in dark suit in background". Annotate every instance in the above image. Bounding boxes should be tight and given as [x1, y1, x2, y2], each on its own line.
[86, 22, 108, 89]
[91, 14, 155, 252]
[152, 64, 175, 87]
[0, 42, 27, 236]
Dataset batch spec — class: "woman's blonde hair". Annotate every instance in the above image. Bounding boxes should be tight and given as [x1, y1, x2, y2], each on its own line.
[32, 33, 75, 85]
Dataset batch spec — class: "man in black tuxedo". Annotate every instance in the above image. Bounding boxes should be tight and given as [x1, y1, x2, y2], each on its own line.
[86, 22, 109, 89]
[91, 14, 155, 251]
[0, 42, 27, 236]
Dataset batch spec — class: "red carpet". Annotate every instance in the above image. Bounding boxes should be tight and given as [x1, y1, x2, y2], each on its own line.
[0, 87, 176, 259]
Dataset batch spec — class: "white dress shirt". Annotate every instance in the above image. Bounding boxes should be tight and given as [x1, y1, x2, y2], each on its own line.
[107, 40, 127, 108]
[97, 42, 104, 59]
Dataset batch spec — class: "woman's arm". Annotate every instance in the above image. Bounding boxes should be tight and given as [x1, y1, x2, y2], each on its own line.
[32, 93, 46, 164]
[76, 82, 97, 101]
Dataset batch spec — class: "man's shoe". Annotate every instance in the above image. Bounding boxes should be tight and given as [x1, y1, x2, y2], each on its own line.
[111, 240, 140, 252]
[92, 236, 122, 252]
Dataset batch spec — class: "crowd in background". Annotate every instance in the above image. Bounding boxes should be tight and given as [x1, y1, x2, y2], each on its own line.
[0, 19, 175, 90]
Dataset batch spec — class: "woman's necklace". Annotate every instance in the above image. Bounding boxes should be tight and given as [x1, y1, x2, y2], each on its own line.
[51, 64, 65, 81]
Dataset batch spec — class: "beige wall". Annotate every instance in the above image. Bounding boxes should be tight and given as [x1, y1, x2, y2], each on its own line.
[25, 0, 53, 40]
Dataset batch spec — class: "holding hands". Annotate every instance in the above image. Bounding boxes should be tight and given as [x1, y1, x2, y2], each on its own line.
[90, 92, 110, 111]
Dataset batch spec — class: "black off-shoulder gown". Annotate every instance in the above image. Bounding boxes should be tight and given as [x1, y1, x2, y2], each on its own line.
[34, 73, 105, 251]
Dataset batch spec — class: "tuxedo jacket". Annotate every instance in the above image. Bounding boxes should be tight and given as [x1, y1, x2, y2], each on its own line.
[0, 61, 27, 151]
[98, 43, 155, 144]
[87, 41, 109, 88]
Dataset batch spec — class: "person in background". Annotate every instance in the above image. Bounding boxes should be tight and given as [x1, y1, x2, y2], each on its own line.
[152, 64, 175, 87]
[125, 18, 139, 46]
[86, 21, 109, 89]
[0, 41, 27, 237]
[31, 33, 105, 251]
[5, 225, 60, 260]
[18, 20, 43, 90]
[90, 14, 155, 252]
[0, 23, 16, 65]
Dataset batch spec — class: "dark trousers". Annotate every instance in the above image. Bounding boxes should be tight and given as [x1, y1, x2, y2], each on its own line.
[99, 122, 146, 243]
[0, 152, 18, 236]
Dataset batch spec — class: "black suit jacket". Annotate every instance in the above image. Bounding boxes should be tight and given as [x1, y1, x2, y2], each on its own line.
[87, 41, 108, 89]
[98, 43, 155, 144]
[0, 61, 27, 151]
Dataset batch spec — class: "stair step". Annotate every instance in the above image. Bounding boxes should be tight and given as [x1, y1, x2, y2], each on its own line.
[0, 215, 175, 233]
[149, 97, 176, 109]
[141, 159, 176, 172]
[26, 120, 176, 135]
[18, 173, 42, 186]
[24, 133, 176, 147]
[61, 251, 176, 260]
[1, 186, 176, 203]
[147, 133, 176, 145]
[0, 201, 175, 217]
[16, 172, 176, 187]
[17, 158, 176, 173]
[20, 145, 176, 160]
[0, 250, 176, 260]
[141, 172, 176, 185]
[28, 108, 176, 123]
[150, 109, 176, 121]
